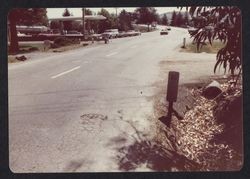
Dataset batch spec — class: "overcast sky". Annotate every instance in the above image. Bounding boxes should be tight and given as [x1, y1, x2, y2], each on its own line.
[47, 7, 181, 18]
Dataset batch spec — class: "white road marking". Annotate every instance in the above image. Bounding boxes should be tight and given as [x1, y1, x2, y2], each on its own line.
[51, 66, 81, 79]
[72, 60, 81, 63]
[106, 52, 118, 57]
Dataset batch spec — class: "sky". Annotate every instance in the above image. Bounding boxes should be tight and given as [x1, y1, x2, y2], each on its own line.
[47, 7, 181, 18]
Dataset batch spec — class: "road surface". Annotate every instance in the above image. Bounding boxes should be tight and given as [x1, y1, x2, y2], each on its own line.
[9, 27, 218, 172]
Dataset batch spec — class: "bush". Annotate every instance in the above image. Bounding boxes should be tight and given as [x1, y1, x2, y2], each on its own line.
[53, 37, 80, 48]
[29, 47, 39, 51]
[50, 43, 60, 49]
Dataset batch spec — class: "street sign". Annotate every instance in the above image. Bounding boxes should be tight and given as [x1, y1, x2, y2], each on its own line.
[166, 71, 179, 102]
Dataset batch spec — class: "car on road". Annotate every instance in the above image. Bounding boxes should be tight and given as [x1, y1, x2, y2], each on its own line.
[188, 27, 198, 35]
[160, 29, 168, 35]
[167, 26, 171, 31]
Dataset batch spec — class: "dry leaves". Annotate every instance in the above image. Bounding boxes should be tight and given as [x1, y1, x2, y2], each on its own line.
[170, 82, 242, 170]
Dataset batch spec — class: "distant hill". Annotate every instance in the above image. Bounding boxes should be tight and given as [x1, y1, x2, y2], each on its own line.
[160, 11, 192, 21]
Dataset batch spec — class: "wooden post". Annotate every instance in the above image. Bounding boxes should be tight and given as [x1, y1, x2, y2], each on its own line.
[183, 38, 186, 48]
[166, 71, 180, 126]
[82, 8, 85, 39]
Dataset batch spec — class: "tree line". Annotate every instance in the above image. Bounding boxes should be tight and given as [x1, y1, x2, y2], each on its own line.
[50, 8, 191, 33]
[8, 6, 241, 78]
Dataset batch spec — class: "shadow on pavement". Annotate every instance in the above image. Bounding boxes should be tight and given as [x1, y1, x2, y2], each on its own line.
[116, 140, 200, 171]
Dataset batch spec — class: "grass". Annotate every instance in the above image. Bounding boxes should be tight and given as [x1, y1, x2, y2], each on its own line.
[180, 41, 226, 54]
[20, 44, 43, 50]
[50, 43, 87, 52]
[8, 43, 42, 55]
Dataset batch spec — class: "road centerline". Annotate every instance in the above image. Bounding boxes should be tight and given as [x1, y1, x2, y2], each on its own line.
[51, 66, 81, 79]
[131, 45, 137, 49]
[106, 52, 118, 57]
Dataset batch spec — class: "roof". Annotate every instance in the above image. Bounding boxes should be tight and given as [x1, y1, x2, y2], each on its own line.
[49, 15, 106, 21]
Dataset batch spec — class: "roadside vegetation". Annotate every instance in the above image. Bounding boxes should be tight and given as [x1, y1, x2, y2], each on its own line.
[172, 82, 242, 170]
[151, 6, 242, 171]
[166, 6, 242, 171]
[180, 41, 225, 54]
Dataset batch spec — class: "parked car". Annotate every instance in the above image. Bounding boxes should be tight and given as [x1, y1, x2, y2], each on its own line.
[160, 29, 168, 35]
[126, 30, 141, 36]
[91, 34, 103, 41]
[102, 29, 119, 39]
[117, 31, 127, 38]
[37, 32, 60, 37]
[17, 31, 32, 37]
[134, 30, 141, 36]
[167, 26, 171, 31]
[65, 31, 83, 36]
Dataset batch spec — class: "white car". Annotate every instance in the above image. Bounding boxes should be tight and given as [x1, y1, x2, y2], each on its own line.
[126, 30, 141, 36]
[65, 31, 83, 36]
[17, 31, 31, 37]
[188, 27, 198, 35]
[160, 29, 168, 35]
[102, 29, 119, 39]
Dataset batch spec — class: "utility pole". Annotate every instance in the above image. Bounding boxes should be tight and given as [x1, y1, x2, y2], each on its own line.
[82, 8, 85, 37]
[115, 8, 118, 28]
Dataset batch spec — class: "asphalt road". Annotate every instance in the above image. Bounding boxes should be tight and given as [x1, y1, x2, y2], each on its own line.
[9, 27, 218, 172]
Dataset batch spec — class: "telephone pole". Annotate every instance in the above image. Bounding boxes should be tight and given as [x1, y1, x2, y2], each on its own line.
[115, 8, 118, 28]
[82, 8, 85, 37]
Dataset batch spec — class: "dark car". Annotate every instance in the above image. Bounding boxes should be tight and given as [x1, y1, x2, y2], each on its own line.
[188, 27, 198, 35]
[160, 29, 168, 35]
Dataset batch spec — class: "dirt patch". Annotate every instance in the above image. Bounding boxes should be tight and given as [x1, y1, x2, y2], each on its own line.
[159, 60, 201, 65]
[8, 56, 19, 63]
[116, 140, 200, 171]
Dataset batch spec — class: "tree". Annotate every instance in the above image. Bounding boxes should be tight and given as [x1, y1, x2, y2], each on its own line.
[183, 11, 190, 26]
[62, 8, 73, 31]
[135, 7, 159, 31]
[50, 20, 60, 29]
[175, 12, 184, 27]
[8, 8, 48, 53]
[188, 7, 241, 77]
[71, 21, 82, 31]
[118, 9, 133, 31]
[161, 14, 168, 25]
[97, 8, 116, 33]
[85, 9, 93, 15]
[171, 10, 177, 26]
